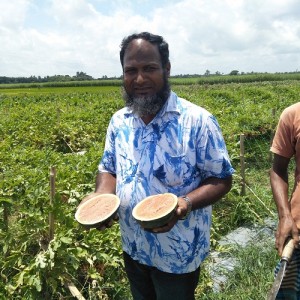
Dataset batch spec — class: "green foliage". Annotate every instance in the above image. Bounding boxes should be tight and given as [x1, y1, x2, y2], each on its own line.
[0, 88, 129, 299]
[197, 240, 278, 299]
[1, 79, 300, 298]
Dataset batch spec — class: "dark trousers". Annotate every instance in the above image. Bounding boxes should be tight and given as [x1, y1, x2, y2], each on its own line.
[123, 251, 200, 300]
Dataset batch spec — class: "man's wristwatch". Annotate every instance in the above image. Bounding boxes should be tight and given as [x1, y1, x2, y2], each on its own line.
[180, 196, 192, 220]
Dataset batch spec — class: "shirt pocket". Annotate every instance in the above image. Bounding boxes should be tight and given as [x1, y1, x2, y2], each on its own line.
[152, 146, 184, 187]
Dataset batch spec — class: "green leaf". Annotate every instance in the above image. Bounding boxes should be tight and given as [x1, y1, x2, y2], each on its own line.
[33, 276, 42, 292]
[35, 253, 47, 269]
[0, 198, 13, 204]
[60, 236, 72, 244]
[16, 271, 25, 286]
[87, 257, 93, 266]
[48, 246, 55, 260]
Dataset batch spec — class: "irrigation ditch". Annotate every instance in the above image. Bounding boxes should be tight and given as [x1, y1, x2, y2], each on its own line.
[207, 217, 276, 293]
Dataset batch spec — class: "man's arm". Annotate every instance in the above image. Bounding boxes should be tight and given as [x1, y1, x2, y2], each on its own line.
[95, 172, 116, 194]
[181, 176, 232, 211]
[152, 176, 232, 233]
[270, 153, 299, 255]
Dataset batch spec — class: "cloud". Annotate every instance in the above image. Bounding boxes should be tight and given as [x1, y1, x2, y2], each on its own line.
[1, 0, 300, 77]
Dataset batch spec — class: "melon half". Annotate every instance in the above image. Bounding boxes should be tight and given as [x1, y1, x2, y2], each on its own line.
[132, 193, 178, 229]
[75, 194, 120, 228]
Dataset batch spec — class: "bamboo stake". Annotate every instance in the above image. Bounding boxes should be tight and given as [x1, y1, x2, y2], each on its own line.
[240, 134, 246, 196]
[269, 108, 276, 162]
[3, 201, 8, 231]
[1, 172, 9, 231]
[65, 281, 86, 300]
[49, 166, 56, 241]
[48, 167, 86, 299]
[57, 108, 61, 125]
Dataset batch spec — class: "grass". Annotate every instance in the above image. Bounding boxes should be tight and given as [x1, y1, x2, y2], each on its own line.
[197, 236, 278, 299]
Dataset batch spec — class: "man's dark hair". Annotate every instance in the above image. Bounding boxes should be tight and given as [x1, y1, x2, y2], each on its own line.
[120, 32, 170, 69]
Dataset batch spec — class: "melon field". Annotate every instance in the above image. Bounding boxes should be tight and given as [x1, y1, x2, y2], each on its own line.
[1, 78, 300, 299]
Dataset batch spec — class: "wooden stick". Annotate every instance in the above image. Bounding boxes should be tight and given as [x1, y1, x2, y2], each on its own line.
[49, 166, 56, 241]
[240, 134, 246, 196]
[65, 280, 86, 300]
[49, 168, 86, 299]
[269, 108, 276, 162]
[1, 172, 9, 231]
[3, 201, 8, 231]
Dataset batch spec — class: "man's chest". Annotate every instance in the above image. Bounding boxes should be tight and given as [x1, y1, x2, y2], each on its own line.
[114, 121, 197, 187]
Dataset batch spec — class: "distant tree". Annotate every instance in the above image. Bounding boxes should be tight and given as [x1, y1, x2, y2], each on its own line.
[74, 71, 93, 81]
[204, 70, 211, 76]
[229, 70, 239, 75]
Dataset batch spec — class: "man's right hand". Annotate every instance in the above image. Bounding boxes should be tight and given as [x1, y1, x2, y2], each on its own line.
[275, 215, 299, 255]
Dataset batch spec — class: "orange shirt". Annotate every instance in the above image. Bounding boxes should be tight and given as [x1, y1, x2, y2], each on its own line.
[271, 102, 300, 225]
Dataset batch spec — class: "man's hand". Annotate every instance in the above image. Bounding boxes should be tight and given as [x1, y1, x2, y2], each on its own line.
[276, 215, 299, 255]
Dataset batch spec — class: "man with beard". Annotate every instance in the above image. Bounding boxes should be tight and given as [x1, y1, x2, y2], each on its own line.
[79, 32, 234, 300]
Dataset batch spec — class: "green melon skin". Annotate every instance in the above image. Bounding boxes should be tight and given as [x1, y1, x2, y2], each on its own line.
[136, 208, 176, 229]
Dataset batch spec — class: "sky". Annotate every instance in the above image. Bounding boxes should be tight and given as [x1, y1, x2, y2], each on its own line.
[1, 0, 300, 78]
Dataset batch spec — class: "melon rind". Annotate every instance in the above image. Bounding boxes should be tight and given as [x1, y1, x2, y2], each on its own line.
[75, 194, 120, 228]
[132, 193, 178, 229]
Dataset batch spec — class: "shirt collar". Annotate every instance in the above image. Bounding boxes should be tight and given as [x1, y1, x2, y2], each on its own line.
[163, 91, 180, 114]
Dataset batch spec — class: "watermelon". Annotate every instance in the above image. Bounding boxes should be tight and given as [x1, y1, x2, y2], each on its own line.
[132, 193, 178, 229]
[75, 194, 120, 228]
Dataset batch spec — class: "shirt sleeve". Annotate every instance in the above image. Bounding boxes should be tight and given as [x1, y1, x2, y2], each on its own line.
[271, 109, 295, 158]
[98, 119, 117, 174]
[197, 115, 234, 179]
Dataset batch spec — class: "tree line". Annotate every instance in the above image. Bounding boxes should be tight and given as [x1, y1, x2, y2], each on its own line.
[0, 72, 114, 85]
[1, 70, 300, 85]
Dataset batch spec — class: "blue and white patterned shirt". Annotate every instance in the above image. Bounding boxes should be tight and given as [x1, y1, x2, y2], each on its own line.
[99, 91, 234, 273]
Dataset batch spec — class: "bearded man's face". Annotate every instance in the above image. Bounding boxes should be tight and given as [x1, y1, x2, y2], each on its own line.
[122, 73, 170, 117]
[122, 39, 171, 117]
